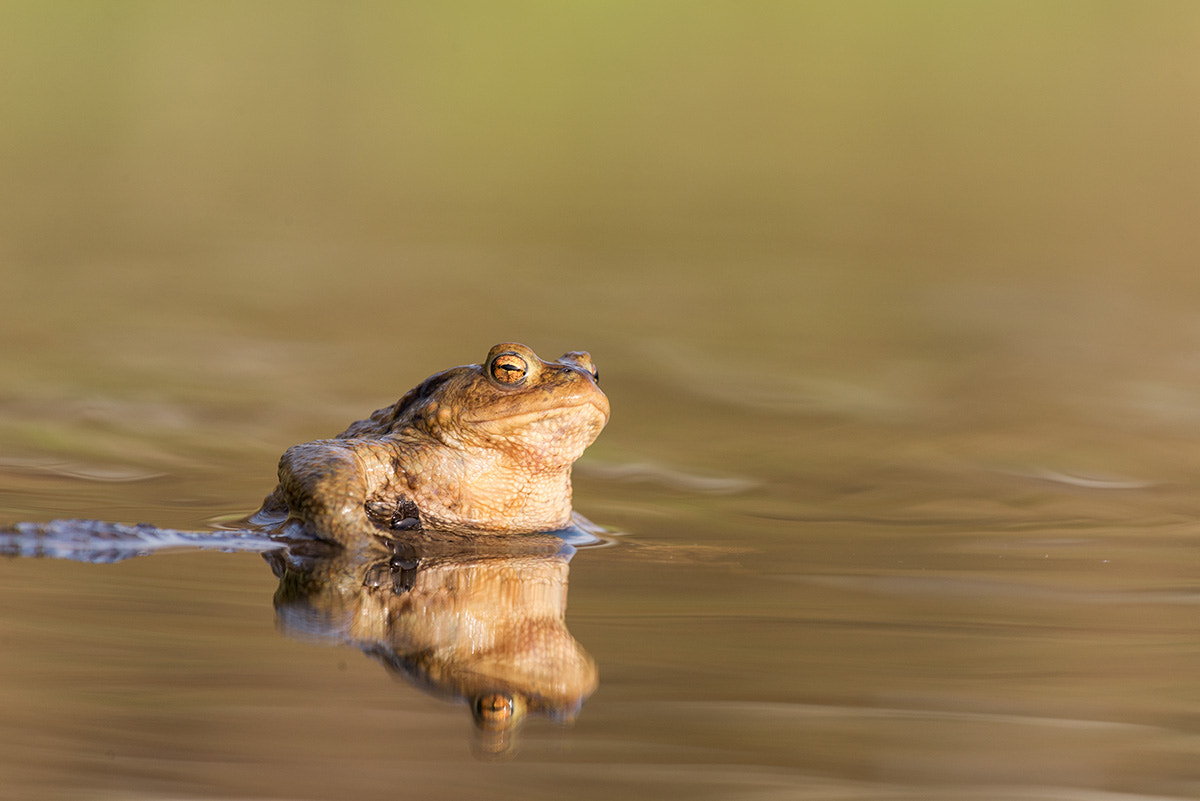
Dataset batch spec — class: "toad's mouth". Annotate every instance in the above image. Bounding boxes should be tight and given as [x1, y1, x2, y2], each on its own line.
[463, 397, 610, 428]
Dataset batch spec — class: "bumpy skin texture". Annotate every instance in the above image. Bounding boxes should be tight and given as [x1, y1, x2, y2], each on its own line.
[258, 344, 609, 543]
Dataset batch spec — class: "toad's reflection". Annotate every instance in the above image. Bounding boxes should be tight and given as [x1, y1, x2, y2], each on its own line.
[0, 519, 600, 756]
[264, 533, 597, 755]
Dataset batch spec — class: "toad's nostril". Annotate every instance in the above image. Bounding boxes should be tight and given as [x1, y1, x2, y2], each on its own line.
[559, 364, 598, 383]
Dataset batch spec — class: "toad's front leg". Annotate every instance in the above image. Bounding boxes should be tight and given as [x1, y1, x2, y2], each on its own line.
[276, 438, 407, 545]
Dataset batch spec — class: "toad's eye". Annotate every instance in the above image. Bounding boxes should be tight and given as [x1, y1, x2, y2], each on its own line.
[490, 353, 528, 385]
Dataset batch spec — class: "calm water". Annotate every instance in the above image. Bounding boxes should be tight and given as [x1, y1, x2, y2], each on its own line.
[4, 4, 1200, 800]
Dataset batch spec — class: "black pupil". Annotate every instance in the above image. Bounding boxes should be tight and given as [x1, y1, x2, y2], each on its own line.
[495, 359, 525, 381]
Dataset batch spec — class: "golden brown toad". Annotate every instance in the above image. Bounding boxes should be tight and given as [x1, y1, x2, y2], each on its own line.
[256, 343, 609, 543]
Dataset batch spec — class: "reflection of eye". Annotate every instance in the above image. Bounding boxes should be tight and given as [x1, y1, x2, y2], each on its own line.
[474, 693, 515, 723]
[490, 353, 528, 385]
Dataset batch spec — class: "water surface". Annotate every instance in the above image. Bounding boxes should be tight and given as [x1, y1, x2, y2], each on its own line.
[3, 4, 1200, 800]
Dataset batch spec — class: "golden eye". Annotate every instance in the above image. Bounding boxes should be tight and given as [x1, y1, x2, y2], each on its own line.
[490, 352, 528, 385]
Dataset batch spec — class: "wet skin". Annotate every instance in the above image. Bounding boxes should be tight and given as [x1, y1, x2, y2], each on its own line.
[257, 344, 609, 543]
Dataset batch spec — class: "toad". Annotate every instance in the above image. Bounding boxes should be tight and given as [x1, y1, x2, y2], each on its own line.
[255, 343, 609, 543]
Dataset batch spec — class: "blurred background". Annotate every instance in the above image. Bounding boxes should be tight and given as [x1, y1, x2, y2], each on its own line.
[3, 4, 1200, 797]
[3, 2, 1200, 519]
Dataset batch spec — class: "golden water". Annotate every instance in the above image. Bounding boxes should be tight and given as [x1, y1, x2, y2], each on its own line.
[2, 4, 1200, 799]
